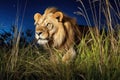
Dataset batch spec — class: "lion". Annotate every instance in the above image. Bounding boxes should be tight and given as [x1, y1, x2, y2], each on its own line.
[34, 7, 90, 63]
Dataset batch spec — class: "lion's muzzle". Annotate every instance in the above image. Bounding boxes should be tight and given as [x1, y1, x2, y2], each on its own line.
[35, 31, 49, 45]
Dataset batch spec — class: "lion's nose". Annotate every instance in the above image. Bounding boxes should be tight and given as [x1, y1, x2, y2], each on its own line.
[36, 32, 42, 35]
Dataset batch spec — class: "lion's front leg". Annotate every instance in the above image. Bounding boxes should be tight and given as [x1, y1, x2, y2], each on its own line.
[62, 47, 76, 63]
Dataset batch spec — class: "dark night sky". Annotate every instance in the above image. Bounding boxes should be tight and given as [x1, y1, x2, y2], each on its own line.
[0, 0, 85, 32]
[0, 0, 119, 33]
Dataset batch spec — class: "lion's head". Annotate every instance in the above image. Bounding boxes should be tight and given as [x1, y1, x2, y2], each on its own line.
[34, 7, 81, 50]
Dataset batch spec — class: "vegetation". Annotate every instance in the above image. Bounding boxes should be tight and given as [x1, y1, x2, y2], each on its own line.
[0, 0, 120, 80]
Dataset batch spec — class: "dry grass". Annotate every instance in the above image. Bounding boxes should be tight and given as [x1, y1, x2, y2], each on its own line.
[0, 0, 120, 80]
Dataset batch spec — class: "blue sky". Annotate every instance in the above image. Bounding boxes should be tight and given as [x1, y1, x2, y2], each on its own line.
[0, 0, 86, 32]
[0, 0, 119, 33]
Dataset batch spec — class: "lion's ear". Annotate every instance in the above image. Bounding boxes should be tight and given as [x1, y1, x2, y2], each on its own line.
[53, 12, 63, 22]
[34, 13, 41, 25]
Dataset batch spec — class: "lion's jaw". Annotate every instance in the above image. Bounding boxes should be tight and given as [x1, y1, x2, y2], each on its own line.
[35, 32, 48, 45]
[35, 26, 49, 45]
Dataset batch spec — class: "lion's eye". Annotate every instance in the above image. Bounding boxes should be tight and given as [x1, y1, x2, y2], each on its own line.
[46, 23, 53, 30]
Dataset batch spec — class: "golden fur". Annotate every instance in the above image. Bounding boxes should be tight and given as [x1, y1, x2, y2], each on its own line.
[34, 7, 89, 63]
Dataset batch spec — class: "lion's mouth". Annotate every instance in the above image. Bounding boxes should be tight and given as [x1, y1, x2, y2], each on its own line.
[38, 37, 49, 40]
[37, 39, 48, 45]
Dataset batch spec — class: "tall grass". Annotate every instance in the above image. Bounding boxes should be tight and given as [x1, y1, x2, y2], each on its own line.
[0, 0, 120, 80]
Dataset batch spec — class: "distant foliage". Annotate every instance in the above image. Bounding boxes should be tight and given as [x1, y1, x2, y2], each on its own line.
[0, 25, 34, 48]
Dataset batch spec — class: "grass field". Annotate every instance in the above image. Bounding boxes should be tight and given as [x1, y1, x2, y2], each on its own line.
[0, 0, 120, 80]
[0, 28, 120, 80]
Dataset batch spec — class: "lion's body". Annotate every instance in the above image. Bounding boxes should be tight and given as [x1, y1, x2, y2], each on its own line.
[34, 7, 89, 63]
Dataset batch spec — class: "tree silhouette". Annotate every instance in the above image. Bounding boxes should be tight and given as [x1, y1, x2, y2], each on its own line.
[0, 25, 34, 48]
[26, 29, 32, 37]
